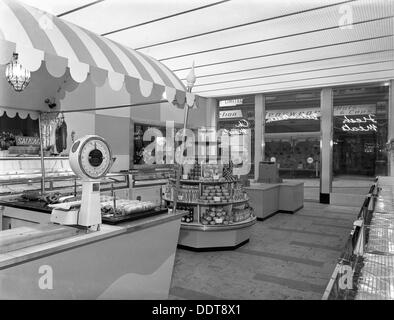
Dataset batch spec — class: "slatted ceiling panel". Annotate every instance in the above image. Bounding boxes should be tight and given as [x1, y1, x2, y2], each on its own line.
[199, 70, 394, 97]
[103, 0, 344, 52]
[176, 49, 394, 81]
[203, 64, 394, 92]
[159, 15, 393, 69]
[163, 25, 393, 76]
[18, 0, 95, 16]
[187, 50, 394, 82]
[104, 0, 343, 50]
[57, 0, 222, 37]
[17, 0, 394, 97]
[194, 61, 394, 92]
[192, 57, 394, 88]
[177, 43, 394, 90]
[174, 36, 394, 79]
[138, 0, 389, 61]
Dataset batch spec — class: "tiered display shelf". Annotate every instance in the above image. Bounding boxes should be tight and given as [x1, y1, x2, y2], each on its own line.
[164, 178, 256, 251]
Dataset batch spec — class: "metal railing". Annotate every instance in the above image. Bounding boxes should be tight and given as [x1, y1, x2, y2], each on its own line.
[322, 182, 377, 300]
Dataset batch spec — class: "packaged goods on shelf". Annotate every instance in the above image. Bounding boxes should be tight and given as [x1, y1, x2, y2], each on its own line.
[164, 167, 253, 230]
[163, 183, 199, 202]
[232, 206, 252, 222]
[232, 185, 248, 201]
[202, 164, 223, 180]
[200, 184, 231, 203]
[178, 205, 194, 223]
[188, 163, 202, 180]
[201, 206, 231, 225]
[200, 205, 252, 225]
[163, 165, 256, 250]
[163, 184, 172, 200]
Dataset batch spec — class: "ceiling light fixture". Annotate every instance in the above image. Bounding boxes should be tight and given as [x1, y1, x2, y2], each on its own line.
[5, 53, 31, 92]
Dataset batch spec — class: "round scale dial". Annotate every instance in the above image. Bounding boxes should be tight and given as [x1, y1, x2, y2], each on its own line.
[69, 135, 113, 180]
[80, 139, 111, 179]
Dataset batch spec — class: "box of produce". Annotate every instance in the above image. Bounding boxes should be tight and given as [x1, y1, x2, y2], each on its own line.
[200, 207, 231, 226]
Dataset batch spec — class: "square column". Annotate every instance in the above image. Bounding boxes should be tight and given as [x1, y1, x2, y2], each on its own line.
[320, 88, 333, 203]
[389, 80, 394, 176]
[254, 94, 265, 180]
[205, 98, 217, 130]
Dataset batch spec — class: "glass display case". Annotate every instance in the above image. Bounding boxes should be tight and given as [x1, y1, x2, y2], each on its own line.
[0, 156, 129, 197]
[128, 164, 174, 206]
[0, 156, 130, 220]
[129, 164, 174, 188]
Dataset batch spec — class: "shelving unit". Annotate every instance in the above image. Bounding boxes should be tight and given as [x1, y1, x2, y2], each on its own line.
[164, 177, 256, 251]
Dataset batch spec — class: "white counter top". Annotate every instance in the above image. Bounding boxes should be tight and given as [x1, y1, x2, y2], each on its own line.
[0, 211, 184, 269]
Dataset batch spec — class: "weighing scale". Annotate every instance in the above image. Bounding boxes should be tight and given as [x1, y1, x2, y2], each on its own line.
[50, 135, 113, 229]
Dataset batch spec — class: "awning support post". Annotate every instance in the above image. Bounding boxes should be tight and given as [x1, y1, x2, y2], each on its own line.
[173, 64, 195, 214]
[38, 112, 46, 195]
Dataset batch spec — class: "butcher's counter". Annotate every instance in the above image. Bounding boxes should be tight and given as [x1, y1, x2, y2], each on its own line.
[0, 209, 184, 299]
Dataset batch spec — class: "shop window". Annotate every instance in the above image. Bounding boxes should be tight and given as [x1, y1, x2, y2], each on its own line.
[265, 138, 320, 179]
[0, 111, 39, 156]
[333, 85, 389, 177]
[264, 90, 321, 179]
[133, 123, 167, 165]
[217, 96, 255, 177]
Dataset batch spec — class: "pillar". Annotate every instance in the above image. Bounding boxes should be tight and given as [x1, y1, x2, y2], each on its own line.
[389, 80, 394, 176]
[254, 94, 265, 180]
[320, 88, 333, 203]
[205, 97, 217, 129]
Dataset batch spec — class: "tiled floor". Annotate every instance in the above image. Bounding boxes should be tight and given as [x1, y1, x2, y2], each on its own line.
[283, 178, 372, 201]
[168, 201, 359, 300]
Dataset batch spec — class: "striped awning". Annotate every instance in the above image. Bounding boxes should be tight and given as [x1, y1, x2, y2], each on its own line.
[0, 0, 196, 107]
[0, 106, 39, 119]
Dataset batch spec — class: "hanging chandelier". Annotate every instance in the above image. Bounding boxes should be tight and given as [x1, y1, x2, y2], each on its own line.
[5, 53, 31, 92]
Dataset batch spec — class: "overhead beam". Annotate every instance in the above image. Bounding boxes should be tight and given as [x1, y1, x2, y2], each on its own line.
[57, 0, 105, 17]
[159, 16, 393, 62]
[179, 50, 394, 80]
[201, 78, 393, 97]
[101, 0, 230, 36]
[172, 35, 393, 72]
[43, 100, 169, 114]
[136, 0, 356, 50]
[193, 60, 394, 88]
[194, 68, 394, 94]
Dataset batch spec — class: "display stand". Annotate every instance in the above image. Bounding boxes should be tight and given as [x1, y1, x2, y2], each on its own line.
[164, 178, 256, 251]
[246, 181, 304, 220]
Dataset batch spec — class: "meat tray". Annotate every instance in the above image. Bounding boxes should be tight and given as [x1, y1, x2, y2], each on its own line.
[102, 206, 168, 224]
